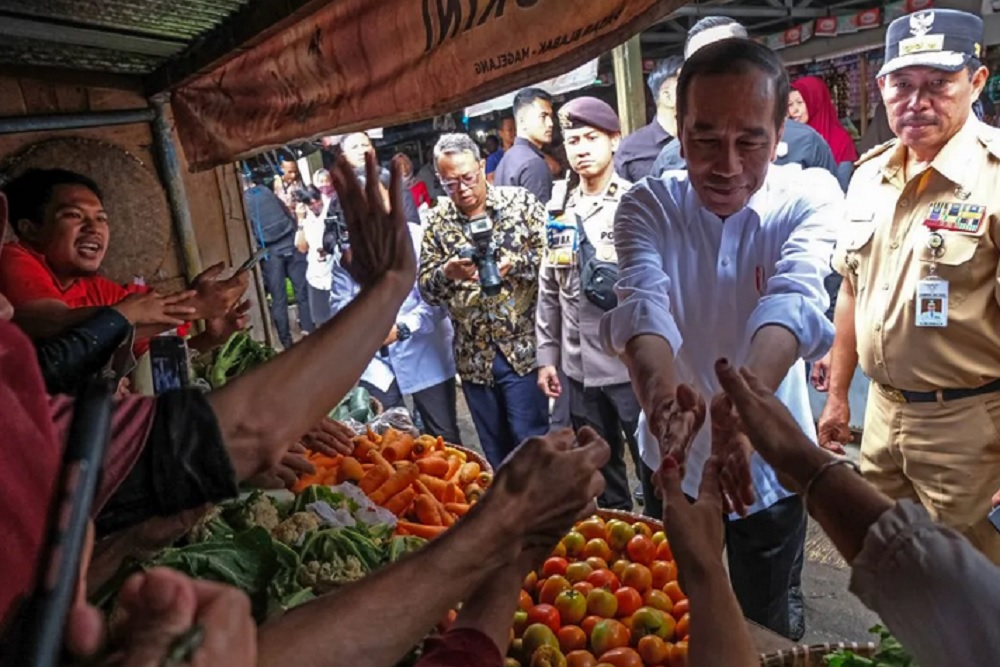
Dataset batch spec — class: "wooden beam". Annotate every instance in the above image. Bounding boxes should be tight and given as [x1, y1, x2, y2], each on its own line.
[145, 0, 333, 94]
[613, 35, 647, 136]
[0, 15, 184, 57]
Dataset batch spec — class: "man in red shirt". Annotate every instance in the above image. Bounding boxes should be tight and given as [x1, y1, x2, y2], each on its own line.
[0, 168, 247, 347]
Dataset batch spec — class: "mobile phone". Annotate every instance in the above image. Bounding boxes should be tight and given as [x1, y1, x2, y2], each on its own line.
[150, 335, 191, 394]
[989, 505, 1000, 534]
[236, 247, 269, 273]
[6, 379, 113, 667]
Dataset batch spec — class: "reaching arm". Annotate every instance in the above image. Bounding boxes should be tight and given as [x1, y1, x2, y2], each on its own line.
[826, 279, 859, 403]
[744, 325, 799, 392]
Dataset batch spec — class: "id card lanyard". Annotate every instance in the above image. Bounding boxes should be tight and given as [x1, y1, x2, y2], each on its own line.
[916, 231, 949, 327]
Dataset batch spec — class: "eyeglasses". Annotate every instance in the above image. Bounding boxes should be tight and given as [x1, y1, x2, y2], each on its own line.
[440, 171, 482, 193]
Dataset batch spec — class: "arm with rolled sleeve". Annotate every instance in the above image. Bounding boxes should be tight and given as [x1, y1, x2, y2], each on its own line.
[418, 220, 457, 308]
[535, 262, 562, 370]
[745, 171, 841, 378]
[849, 501, 1000, 667]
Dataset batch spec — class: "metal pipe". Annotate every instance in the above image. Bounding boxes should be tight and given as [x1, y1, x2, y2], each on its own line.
[0, 108, 155, 135]
[150, 96, 203, 283]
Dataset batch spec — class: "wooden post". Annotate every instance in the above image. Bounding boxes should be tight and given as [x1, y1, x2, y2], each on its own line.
[613, 35, 647, 136]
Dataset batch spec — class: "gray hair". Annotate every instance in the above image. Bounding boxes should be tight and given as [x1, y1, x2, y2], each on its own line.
[433, 133, 481, 171]
[312, 168, 331, 182]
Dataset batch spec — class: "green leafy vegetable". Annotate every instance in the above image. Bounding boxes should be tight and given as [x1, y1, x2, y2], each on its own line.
[824, 626, 918, 667]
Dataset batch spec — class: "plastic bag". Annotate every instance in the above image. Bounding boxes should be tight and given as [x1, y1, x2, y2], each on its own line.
[365, 407, 418, 437]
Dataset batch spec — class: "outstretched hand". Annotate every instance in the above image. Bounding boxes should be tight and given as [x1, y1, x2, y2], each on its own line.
[709, 392, 755, 517]
[650, 384, 707, 473]
[330, 153, 415, 288]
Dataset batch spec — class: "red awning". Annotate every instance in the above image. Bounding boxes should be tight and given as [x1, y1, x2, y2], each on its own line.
[170, 0, 682, 171]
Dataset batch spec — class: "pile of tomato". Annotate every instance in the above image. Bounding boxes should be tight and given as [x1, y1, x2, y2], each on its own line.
[508, 515, 689, 667]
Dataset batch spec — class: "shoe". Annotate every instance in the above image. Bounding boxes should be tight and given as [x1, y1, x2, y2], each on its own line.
[633, 485, 644, 504]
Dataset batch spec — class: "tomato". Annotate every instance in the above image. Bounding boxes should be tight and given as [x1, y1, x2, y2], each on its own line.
[513, 609, 529, 637]
[566, 650, 598, 667]
[621, 563, 652, 594]
[563, 531, 587, 558]
[522, 623, 560, 656]
[524, 570, 539, 594]
[651, 530, 667, 546]
[662, 581, 686, 604]
[527, 604, 562, 633]
[552, 541, 568, 559]
[580, 615, 602, 638]
[576, 516, 608, 541]
[585, 556, 610, 571]
[438, 608, 457, 633]
[632, 522, 653, 539]
[655, 540, 674, 562]
[675, 613, 689, 640]
[558, 625, 588, 654]
[597, 647, 643, 667]
[642, 589, 673, 614]
[606, 520, 636, 551]
[567, 561, 594, 584]
[611, 559, 630, 580]
[631, 606, 675, 641]
[586, 569, 621, 593]
[590, 619, 631, 656]
[614, 587, 644, 618]
[626, 535, 656, 566]
[650, 561, 677, 590]
[555, 589, 588, 626]
[573, 581, 595, 597]
[586, 587, 618, 618]
[667, 640, 689, 667]
[583, 538, 613, 562]
[670, 599, 689, 620]
[543, 557, 570, 578]
[637, 635, 669, 665]
[540, 576, 572, 605]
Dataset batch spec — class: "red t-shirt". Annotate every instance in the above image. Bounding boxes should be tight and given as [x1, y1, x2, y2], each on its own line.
[415, 629, 503, 667]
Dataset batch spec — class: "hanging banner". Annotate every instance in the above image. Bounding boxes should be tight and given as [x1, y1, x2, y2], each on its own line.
[814, 17, 839, 38]
[783, 25, 803, 47]
[170, 0, 685, 171]
[836, 14, 860, 34]
[465, 59, 599, 117]
[856, 8, 882, 30]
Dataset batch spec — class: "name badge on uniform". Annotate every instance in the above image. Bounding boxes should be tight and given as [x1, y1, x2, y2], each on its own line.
[545, 214, 578, 268]
[915, 275, 948, 327]
[923, 201, 986, 234]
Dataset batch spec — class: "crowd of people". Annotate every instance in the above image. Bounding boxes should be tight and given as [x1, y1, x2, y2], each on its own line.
[1, 6, 1000, 666]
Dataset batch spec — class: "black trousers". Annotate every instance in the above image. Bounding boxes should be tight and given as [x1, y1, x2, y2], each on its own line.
[724, 495, 808, 639]
[360, 378, 405, 410]
[261, 249, 313, 348]
[550, 368, 573, 429]
[568, 378, 659, 517]
[412, 378, 462, 444]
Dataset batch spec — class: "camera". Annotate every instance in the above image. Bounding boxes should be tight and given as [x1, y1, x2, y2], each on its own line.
[321, 204, 349, 256]
[459, 214, 503, 297]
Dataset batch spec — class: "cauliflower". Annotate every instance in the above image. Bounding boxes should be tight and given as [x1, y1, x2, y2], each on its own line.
[187, 506, 229, 543]
[271, 512, 322, 546]
[228, 492, 281, 532]
[298, 556, 366, 593]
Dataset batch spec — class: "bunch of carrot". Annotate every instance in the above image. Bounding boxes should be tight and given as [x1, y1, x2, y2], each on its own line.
[292, 427, 493, 540]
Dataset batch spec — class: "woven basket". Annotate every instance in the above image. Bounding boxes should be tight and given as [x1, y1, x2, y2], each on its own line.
[450, 444, 492, 475]
[759, 643, 878, 666]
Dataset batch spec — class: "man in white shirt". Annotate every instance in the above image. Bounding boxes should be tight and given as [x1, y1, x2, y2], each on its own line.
[599, 38, 842, 638]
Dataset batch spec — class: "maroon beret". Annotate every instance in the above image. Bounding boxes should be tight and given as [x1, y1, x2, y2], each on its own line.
[558, 96, 621, 134]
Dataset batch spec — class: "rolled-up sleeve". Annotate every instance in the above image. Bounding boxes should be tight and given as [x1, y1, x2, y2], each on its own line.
[850, 501, 1000, 667]
[536, 264, 562, 369]
[599, 186, 683, 358]
[746, 169, 840, 362]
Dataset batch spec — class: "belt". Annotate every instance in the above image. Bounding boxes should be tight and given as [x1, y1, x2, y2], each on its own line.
[878, 377, 1000, 404]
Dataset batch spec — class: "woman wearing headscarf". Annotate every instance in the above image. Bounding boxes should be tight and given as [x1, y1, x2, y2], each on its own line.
[788, 76, 858, 187]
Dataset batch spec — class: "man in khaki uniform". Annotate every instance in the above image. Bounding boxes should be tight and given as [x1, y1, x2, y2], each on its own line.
[820, 9, 1000, 561]
[536, 97, 657, 516]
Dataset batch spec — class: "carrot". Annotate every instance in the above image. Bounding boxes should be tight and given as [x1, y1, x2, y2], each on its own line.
[358, 465, 391, 495]
[292, 473, 323, 494]
[411, 435, 438, 459]
[413, 494, 442, 526]
[320, 469, 338, 485]
[370, 463, 420, 505]
[446, 483, 468, 504]
[369, 450, 395, 476]
[430, 451, 449, 460]
[444, 447, 468, 462]
[444, 456, 462, 482]
[415, 457, 450, 478]
[309, 453, 342, 468]
[353, 437, 376, 461]
[397, 520, 448, 539]
[414, 479, 455, 527]
[384, 486, 417, 516]
[435, 436, 446, 451]
[418, 475, 450, 502]
[458, 462, 481, 485]
[464, 483, 484, 503]
[444, 502, 471, 516]
[337, 457, 365, 483]
[382, 434, 415, 463]
[451, 486, 466, 504]
[477, 471, 493, 487]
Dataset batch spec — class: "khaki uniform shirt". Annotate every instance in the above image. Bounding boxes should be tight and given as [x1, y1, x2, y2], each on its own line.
[536, 174, 632, 387]
[834, 119, 1000, 392]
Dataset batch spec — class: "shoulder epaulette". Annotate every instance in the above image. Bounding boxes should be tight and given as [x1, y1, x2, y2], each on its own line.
[854, 138, 898, 167]
[977, 124, 1000, 161]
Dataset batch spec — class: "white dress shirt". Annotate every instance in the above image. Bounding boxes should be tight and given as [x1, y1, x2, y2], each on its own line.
[600, 163, 841, 516]
[303, 199, 335, 291]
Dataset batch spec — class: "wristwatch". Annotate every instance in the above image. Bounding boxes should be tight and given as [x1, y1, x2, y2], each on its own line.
[396, 322, 412, 342]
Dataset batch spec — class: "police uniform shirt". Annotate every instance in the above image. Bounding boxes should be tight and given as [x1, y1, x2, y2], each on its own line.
[536, 174, 632, 387]
[833, 118, 1000, 392]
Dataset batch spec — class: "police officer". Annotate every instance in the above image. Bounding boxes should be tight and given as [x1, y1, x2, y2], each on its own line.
[536, 97, 657, 516]
[821, 9, 1000, 563]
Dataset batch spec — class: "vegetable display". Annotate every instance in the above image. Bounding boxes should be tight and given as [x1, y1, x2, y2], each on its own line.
[509, 514, 689, 667]
[293, 427, 492, 537]
[95, 485, 425, 623]
[198, 331, 278, 388]
[825, 626, 918, 666]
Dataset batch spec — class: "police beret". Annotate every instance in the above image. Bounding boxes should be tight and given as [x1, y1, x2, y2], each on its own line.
[558, 97, 621, 134]
[879, 9, 984, 78]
